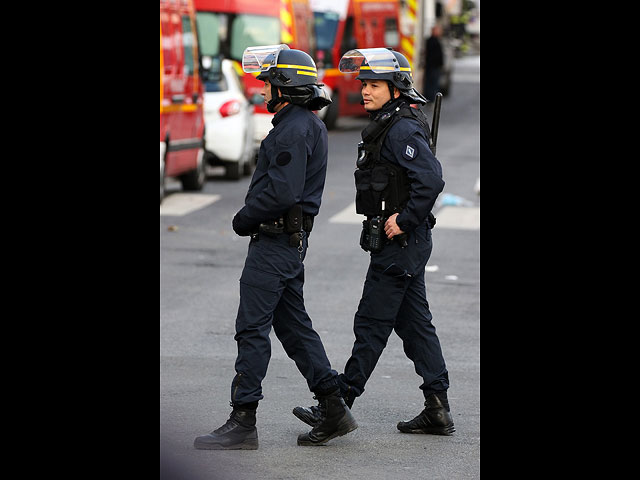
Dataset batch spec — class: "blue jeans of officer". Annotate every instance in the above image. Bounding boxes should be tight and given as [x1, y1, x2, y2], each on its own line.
[338, 222, 449, 401]
[232, 231, 338, 405]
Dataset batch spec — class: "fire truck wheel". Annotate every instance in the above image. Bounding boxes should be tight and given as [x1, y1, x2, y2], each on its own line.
[179, 147, 206, 191]
[160, 157, 166, 205]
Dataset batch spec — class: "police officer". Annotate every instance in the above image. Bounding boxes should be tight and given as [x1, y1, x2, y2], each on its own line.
[194, 45, 357, 450]
[293, 48, 454, 436]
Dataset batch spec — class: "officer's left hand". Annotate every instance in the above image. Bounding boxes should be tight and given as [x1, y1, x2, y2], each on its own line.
[384, 213, 405, 239]
[232, 212, 255, 237]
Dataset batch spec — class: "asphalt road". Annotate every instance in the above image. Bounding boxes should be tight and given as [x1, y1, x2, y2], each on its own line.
[160, 55, 479, 480]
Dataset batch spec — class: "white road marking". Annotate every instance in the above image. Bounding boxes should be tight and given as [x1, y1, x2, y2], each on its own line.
[435, 206, 480, 230]
[160, 193, 221, 216]
[330, 202, 479, 230]
[329, 202, 360, 224]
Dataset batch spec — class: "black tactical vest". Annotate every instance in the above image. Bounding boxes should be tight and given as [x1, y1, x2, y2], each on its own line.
[354, 103, 432, 218]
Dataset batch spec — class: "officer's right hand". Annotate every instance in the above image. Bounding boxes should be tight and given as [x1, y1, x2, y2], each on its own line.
[384, 213, 405, 239]
[232, 212, 254, 237]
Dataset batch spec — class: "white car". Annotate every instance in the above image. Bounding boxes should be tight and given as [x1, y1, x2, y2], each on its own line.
[252, 109, 273, 151]
[201, 57, 257, 180]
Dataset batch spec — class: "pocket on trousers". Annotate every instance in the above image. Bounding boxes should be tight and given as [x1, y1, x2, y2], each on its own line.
[357, 268, 406, 320]
[237, 267, 283, 329]
[240, 267, 281, 293]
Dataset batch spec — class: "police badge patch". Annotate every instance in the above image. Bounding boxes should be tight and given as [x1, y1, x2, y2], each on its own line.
[403, 143, 417, 160]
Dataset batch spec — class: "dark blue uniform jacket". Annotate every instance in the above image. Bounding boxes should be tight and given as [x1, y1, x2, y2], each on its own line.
[378, 99, 445, 232]
[233, 104, 328, 234]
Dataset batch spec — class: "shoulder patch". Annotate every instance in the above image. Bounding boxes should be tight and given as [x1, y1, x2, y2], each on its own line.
[276, 151, 292, 166]
[403, 143, 418, 161]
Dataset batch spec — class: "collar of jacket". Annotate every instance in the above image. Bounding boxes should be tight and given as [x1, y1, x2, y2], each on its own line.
[271, 103, 296, 127]
[368, 97, 407, 121]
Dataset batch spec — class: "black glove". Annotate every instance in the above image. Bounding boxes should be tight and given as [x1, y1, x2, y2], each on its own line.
[232, 212, 255, 237]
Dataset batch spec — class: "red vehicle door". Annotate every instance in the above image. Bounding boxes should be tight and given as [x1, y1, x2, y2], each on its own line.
[160, 0, 205, 202]
[162, 4, 203, 177]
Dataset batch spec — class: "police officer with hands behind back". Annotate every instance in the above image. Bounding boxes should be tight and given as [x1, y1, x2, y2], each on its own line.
[194, 45, 357, 450]
[293, 48, 455, 436]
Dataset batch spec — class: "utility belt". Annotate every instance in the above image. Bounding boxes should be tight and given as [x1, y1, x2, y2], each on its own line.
[252, 204, 314, 249]
[360, 212, 436, 254]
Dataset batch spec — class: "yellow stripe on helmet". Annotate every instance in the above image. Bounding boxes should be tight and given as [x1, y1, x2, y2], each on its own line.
[276, 64, 317, 71]
[359, 65, 395, 71]
[359, 66, 412, 72]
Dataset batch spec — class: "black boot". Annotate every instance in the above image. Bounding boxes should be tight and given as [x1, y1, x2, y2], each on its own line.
[194, 406, 259, 450]
[293, 388, 355, 427]
[297, 392, 358, 446]
[292, 395, 326, 427]
[397, 392, 455, 435]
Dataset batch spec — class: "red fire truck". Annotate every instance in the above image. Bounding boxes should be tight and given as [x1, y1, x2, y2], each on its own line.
[194, 0, 315, 147]
[160, 0, 206, 204]
[311, 0, 401, 129]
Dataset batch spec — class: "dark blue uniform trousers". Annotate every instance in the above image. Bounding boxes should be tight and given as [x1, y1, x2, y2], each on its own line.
[338, 223, 449, 400]
[232, 232, 338, 405]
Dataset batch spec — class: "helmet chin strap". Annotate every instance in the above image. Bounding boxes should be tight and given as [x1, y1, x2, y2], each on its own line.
[267, 84, 286, 113]
[380, 82, 402, 110]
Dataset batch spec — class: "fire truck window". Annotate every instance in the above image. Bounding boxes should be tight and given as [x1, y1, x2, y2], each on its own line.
[181, 15, 195, 76]
[340, 17, 356, 57]
[384, 18, 399, 47]
[196, 12, 220, 57]
[314, 11, 339, 67]
[230, 15, 280, 61]
[161, 14, 175, 73]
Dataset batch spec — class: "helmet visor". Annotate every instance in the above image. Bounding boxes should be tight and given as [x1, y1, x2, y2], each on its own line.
[338, 48, 400, 74]
[242, 44, 290, 73]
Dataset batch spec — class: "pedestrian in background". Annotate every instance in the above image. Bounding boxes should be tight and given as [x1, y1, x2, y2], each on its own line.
[293, 48, 455, 436]
[423, 24, 445, 102]
[194, 45, 357, 450]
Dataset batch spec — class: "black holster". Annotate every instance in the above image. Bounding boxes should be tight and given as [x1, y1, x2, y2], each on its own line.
[258, 220, 284, 237]
[284, 204, 303, 234]
[258, 205, 311, 247]
[360, 217, 385, 253]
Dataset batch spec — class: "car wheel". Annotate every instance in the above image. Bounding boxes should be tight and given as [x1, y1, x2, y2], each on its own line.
[243, 151, 255, 176]
[241, 132, 254, 176]
[225, 160, 241, 180]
